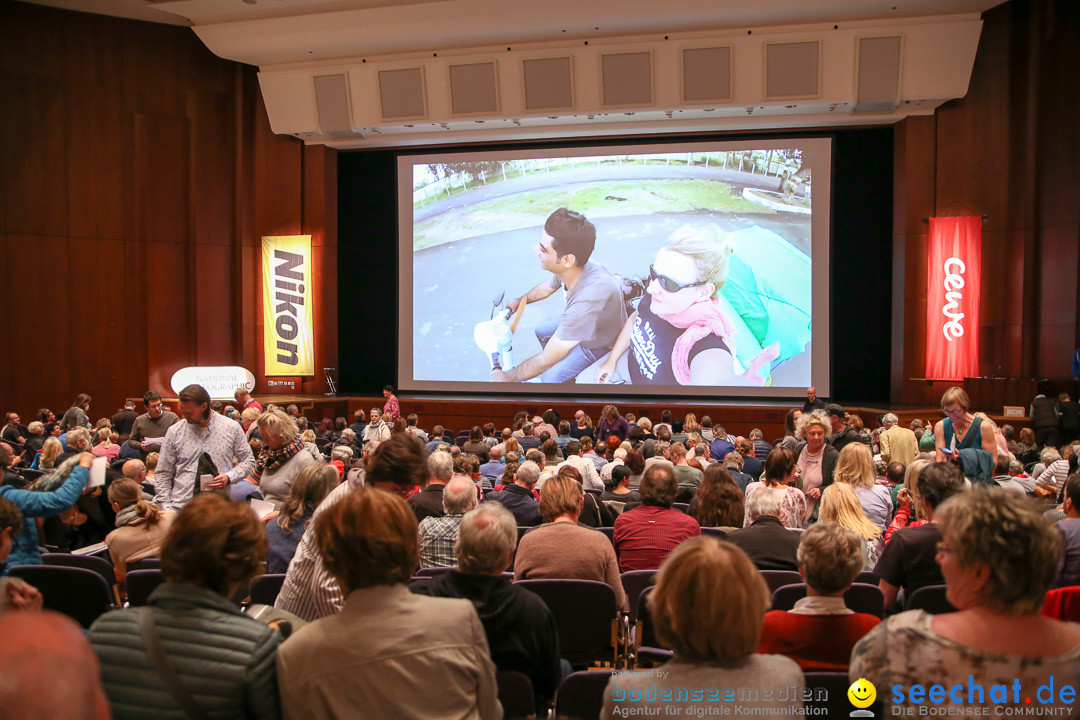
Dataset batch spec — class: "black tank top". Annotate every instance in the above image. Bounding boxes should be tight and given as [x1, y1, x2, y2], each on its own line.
[627, 294, 730, 386]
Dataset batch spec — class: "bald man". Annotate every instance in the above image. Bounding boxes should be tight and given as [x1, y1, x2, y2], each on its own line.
[0, 611, 111, 720]
[121, 459, 146, 483]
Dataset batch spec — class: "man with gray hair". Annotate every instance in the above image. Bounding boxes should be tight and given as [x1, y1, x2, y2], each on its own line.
[484, 460, 542, 526]
[878, 412, 917, 467]
[417, 475, 478, 568]
[418, 503, 561, 712]
[408, 450, 455, 522]
[725, 487, 801, 571]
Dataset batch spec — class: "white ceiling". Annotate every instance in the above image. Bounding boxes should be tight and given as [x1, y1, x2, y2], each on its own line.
[22, 0, 1007, 66]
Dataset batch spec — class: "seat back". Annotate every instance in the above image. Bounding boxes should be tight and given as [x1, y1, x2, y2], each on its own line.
[620, 569, 657, 624]
[770, 582, 885, 617]
[1041, 586, 1080, 622]
[42, 552, 118, 602]
[250, 573, 287, 606]
[759, 569, 802, 593]
[515, 579, 618, 667]
[555, 670, 618, 720]
[805, 671, 881, 717]
[855, 570, 878, 585]
[8, 565, 114, 628]
[596, 527, 615, 546]
[671, 502, 690, 514]
[497, 670, 537, 720]
[699, 527, 727, 539]
[127, 557, 161, 571]
[414, 566, 453, 578]
[124, 569, 166, 606]
[906, 584, 956, 614]
[633, 585, 673, 666]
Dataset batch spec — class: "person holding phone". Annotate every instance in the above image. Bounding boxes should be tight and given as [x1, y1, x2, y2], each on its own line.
[596, 225, 777, 387]
[933, 386, 997, 475]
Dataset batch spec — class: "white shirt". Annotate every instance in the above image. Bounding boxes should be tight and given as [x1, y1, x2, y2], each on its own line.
[557, 454, 604, 491]
[153, 411, 254, 510]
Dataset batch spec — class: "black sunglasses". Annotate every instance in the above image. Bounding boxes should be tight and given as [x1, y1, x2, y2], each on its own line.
[648, 265, 708, 293]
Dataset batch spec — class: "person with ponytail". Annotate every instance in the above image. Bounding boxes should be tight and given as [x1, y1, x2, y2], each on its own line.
[596, 225, 779, 387]
[105, 478, 173, 581]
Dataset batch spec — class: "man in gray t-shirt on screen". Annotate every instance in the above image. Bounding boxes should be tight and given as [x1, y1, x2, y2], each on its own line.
[491, 208, 626, 383]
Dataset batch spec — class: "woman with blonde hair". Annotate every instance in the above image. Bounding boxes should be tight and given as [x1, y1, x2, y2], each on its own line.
[794, 410, 838, 517]
[819, 482, 883, 569]
[91, 426, 120, 461]
[35, 436, 63, 470]
[883, 456, 933, 543]
[240, 407, 314, 509]
[832, 442, 893, 531]
[602, 537, 803, 718]
[683, 413, 701, 436]
[597, 225, 778, 387]
[105, 478, 173, 581]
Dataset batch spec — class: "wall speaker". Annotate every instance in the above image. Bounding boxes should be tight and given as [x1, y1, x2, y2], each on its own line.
[682, 46, 732, 102]
[601, 51, 653, 106]
[765, 41, 819, 98]
[313, 74, 353, 137]
[523, 57, 573, 110]
[855, 36, 902, 113]
[378, 67, 426, 120]
[449, 62, 498, 115]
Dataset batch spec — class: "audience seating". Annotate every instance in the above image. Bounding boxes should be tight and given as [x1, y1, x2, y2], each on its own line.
[515, 579, 619, 668]
[124, 569, 166, 606]
[554, 670, 618, 720]
[8, 564, 115, 628]
[496, 670, 537, 720]
[596, 527, 615, 546]
[770, 582, 885, 617]
[633, 586, 673, 668]
[127, 557, 161, 571]
[1042, 586, 1080, 621]
[42, 552, 120, 604]
[620, 570, 657, 625]
[805, 671, 881, 717]
[672, 502, 690, 514]
[760, 570, 803, 593]
[699, 527, 727, 539]
[250, 573, 287, 606]
[855, 570, 877, 585]
[408, 577, 432, 592]
[905, 584, 956, 614]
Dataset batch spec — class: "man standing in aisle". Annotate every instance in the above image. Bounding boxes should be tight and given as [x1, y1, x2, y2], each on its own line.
[127, 391, 179, 455]
[234, 387, 263, 414]
[491, 208, 626, 383]
[153, 384, 254, 510]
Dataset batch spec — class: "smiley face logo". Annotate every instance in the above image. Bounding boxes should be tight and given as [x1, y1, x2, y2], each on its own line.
[848, 678, 877, 709]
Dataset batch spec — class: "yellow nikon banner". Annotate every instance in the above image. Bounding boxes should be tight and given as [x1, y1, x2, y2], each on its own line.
[262, 235, 314, 376]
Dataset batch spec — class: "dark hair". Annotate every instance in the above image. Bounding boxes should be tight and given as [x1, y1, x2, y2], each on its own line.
[624, 448, 645, 475]
[545, 207, 596, 267]
[161, 494, 266, 595]
[628, 426, 646, 443]
[694, 465, 745, 528]
[609, 464, 631, 491]
[886, 461, 906, 485]
[671, 419, 683, 434]
[916, 462, 965, 510]
[483, 422, 495, 437]
[1066, 472, 1080, 511]
[764, 447, 797, 484]
[785, 408, 799, 435]
[468, 425, 482, 442]
[316, 488, 418, 591]
[0, 496, 23, 534]
[406, 413, 419, 427]
[543, 410, 558, 426]
[542, 438, 559, 460]
[559, 421, 571, 435]
[661, 410, 672, 423]
[74, 393, 91, 409]
[640, 464, 678, 507]
[365, 434, 427, 490]
[382, 384, 394, 394]
[565, 440, 581, 457]
[177, 384, 211, 419]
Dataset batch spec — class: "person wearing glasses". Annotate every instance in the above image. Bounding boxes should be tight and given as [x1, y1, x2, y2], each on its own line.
[596, 225, 777, 387]
[491, 207, 626, 383]
[933, 386, 997, 474]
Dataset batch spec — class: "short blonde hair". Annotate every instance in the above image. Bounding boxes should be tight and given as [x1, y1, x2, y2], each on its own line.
[833, 442, 876, 489]
[795, 410, 831, 440]
[940, 386, 970, 411]
[663, 225, 736, 297]
[241, 406, 261, 423]
[257, 407, 297, 444]
[538, 473, 584, 522]
[937, 489, 1062, 615]
[650, 536, 769, 662]
[797, 521, 865, 595]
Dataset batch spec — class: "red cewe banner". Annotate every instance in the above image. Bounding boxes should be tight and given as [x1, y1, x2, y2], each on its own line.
[926, 216, 981, 380]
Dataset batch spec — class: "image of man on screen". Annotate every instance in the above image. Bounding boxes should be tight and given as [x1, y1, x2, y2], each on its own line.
[490, 208, 626, 383]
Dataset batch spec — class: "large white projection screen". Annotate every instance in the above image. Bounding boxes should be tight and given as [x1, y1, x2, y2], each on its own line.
[398, 139, 831, 398]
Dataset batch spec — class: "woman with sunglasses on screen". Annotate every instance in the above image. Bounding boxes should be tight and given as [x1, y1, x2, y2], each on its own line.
[596, 225, 776, 387]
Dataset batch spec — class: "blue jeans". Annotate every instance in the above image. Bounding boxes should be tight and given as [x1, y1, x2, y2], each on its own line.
[534, 316, 599, 383]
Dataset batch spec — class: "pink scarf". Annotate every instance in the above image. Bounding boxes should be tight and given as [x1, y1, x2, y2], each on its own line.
[663, 297, 779, 386]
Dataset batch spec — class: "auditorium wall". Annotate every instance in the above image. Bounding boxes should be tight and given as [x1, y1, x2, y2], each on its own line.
[0, 3, 338, 419]
[891, 0, 1079, 406]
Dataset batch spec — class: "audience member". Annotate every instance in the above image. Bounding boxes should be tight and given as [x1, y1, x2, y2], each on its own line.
[1055, 472, 1080, 588]
[127, 391, 179, 455]
[794, 411, 838, 517]
[601, 464, 640, 513]
[613, 464, 700, 571]
[0, 496, 42, 610]
[726, 487, 802, 571]
[852, 489, 1080, 714]
[878, 413, 918, 467]
[556, 439, 603, 491]
[758, 522, 881, 670]
[420, 502, 562, 713]
[90, 493, 281, 720]
[602, 537, 804, 719]
[266, 461, 338, 574]
[484, 460, 543, 526]
[743, 447, 810, 529]
[819, 481, 883, 570]
[833, 442, 893, 530]
[688, 464, 744, 529]
[418, 475, 477, 568]
[597, 405, 630, 442]
[276, 487, 500, 719]
[104, 478, 174, 581]
[514, 472, 625, 607]
[59, 393, 92, 432]
[408, 450, 453, 522]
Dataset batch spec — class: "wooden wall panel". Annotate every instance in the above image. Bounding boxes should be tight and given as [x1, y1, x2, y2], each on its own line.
[67, 83, 125, 240]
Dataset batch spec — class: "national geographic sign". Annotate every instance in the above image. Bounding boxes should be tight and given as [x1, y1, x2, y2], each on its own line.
[262, 235, 314, 376]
